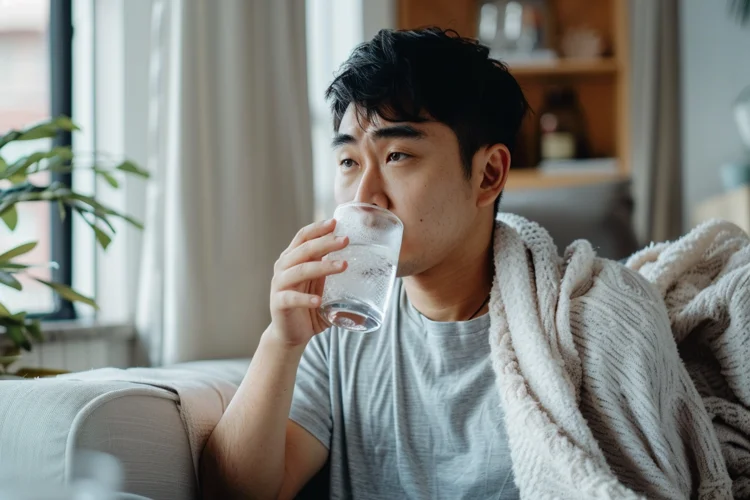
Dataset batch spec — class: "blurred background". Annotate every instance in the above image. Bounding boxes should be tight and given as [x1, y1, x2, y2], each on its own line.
[1, 0, 749, 369]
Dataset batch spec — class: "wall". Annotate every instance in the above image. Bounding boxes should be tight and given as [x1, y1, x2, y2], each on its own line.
[3, 325, 133, 372]
[362, 0, 395, 40]
[680, 0, 750, 229]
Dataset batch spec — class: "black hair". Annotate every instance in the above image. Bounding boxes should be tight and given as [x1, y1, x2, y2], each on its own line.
[325, 28, 529, 212]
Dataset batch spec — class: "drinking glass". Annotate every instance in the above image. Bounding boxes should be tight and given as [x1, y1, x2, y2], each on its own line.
[319, 202, 403, 333]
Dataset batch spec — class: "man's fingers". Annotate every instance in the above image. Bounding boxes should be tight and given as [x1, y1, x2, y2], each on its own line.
[272, 291, 322, 311]
[274, 260, 347, 291]
[287, 219, 336, 251]
[279, 235, 349, 270]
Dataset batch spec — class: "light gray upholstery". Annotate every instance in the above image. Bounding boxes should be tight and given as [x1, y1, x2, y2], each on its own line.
[501, 180, 639, 260]
[0, 359, 250, 500]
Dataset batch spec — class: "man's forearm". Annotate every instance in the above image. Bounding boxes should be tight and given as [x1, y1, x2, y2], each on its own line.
[201, 326, 306, 499]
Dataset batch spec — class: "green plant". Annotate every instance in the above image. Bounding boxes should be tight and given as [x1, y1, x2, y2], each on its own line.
[0, 116, 149, 365]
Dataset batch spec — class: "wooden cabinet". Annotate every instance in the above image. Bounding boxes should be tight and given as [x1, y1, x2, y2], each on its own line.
[398, 0, 479, 38]
[397, 0, 631, 191]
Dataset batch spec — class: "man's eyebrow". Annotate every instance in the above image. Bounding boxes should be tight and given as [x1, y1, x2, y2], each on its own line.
[372, 125, 426, 141]
[331, 125, 426, 148]
[331, 133, 356, 148]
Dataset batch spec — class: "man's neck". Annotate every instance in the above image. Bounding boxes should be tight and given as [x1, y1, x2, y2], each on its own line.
[403, 219, 495, 323]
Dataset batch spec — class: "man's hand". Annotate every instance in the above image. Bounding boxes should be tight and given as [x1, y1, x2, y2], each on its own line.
[269, 218, 349, 346]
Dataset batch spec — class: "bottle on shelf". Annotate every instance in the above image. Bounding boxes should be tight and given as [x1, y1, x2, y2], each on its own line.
[536, 85, 590, 165]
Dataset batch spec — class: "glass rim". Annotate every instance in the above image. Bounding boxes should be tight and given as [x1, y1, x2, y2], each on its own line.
[334, 202, 404, 229]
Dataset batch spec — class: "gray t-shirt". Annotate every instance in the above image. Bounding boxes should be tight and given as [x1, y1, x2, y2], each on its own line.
[290, 279, 519, 499]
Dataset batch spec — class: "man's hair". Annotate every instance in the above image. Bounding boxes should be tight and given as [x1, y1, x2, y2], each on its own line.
[325, 27, 529, 211]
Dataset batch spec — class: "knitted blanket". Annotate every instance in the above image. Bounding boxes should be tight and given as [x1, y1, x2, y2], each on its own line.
[491, 214, 750, 499]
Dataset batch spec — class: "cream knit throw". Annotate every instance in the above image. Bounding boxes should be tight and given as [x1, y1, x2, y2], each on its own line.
[491, 214, 750, 499]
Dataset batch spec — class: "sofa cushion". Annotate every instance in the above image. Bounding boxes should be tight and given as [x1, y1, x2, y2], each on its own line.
[501, 180, 639, 260]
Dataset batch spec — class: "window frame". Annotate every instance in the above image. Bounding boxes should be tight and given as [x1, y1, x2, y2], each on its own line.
[46, 0, 75, 320]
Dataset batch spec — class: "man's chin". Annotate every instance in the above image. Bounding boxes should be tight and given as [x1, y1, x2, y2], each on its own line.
[395, 263, 406, 278]
[395, 261, 418, 278]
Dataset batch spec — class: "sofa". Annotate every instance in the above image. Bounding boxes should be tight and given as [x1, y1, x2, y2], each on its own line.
[501, 179, 639, 261]
[0, 360, 251, 499]
[0, 180, 638, 499]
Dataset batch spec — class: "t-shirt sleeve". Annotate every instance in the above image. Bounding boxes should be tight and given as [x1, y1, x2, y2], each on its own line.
[289, 329, 332, 450]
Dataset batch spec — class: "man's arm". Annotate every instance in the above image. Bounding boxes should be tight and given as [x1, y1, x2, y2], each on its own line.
[200, 219, 346, 498]
[200, 327, 328, 499]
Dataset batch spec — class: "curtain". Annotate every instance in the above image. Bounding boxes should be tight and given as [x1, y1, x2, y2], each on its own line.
[630, 0, 683, 244]
[135, 0, 314, 365]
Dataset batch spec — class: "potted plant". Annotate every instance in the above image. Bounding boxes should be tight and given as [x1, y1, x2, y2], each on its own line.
[0, 116, 148, 376]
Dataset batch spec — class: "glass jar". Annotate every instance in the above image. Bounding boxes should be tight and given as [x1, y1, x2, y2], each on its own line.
[536, 86, 589, 163]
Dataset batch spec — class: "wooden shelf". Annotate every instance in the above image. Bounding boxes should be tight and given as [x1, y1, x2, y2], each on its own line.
[509, 58, 619, 77]
[397, 0, 632, 192]
[504, 168, 628, 191]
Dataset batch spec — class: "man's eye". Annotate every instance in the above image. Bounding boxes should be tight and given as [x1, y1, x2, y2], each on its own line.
[339, 159, 356, 169]
[387, 152, 409, 163]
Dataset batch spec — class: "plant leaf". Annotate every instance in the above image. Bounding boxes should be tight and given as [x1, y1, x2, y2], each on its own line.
[8, 173, 27, 184]
[86, 220, 112, 250]
[25, 319, 43, 342]
[2, 146, 73, 181]
[0, 241, 37, 262]
[95, 169, 120, 188]
[0, 156, 6, 174]
[72, 205, 116, 234]
[10, 311, 26, 322]
[34, 279, 99, 309]
[0, 302, 10, 317]
[0, 130, 21, 150]
[5, 325, 31, 351]
[54, 115, 79, 132]
[0, 271, 22, 290]
[0, 205, 18, 231]
[70, 194, 143, 229]
[119, 213, 144, 230]
[16, 116, 80, 142]
[0, 116, 79, 150]
[9, 124, 54, 141]
[115, 160, 150, 179]
[0, 262, 29, 271]
[57, 200, 66, 221]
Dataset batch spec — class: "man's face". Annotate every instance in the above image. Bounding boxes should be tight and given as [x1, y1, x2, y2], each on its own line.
[332, 104, 482, 277]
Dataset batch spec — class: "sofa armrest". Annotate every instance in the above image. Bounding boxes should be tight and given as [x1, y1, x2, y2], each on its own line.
[0, 357, 253, 500]
[0, 377, 196, 500]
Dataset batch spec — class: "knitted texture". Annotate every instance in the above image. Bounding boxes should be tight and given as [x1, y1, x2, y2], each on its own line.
[491, 215, 749, 499]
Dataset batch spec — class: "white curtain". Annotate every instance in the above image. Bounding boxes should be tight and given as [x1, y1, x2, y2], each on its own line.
[136, 0, 314, 365]
[630, 0, 683, 244]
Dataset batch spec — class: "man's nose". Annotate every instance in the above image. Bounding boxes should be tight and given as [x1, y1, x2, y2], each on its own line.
[353, 163, 389, 209]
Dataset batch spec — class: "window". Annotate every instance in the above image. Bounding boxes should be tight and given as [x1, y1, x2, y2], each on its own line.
[305, 0, 364, 220]
[305, 0, 395, 220]
[0, 0, 73, 318]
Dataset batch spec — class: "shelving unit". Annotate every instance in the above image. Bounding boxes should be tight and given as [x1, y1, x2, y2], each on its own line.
[398, 0, 631, 192]
[504, 168, 627, 191]
[508, 58, 619, 77]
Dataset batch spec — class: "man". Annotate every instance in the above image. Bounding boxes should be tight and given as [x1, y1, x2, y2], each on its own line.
[201, 28, 745, 499]
[201, 27, 525, 499]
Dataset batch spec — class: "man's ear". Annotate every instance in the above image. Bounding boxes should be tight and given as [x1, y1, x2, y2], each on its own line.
[476, 143, 510, 209]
